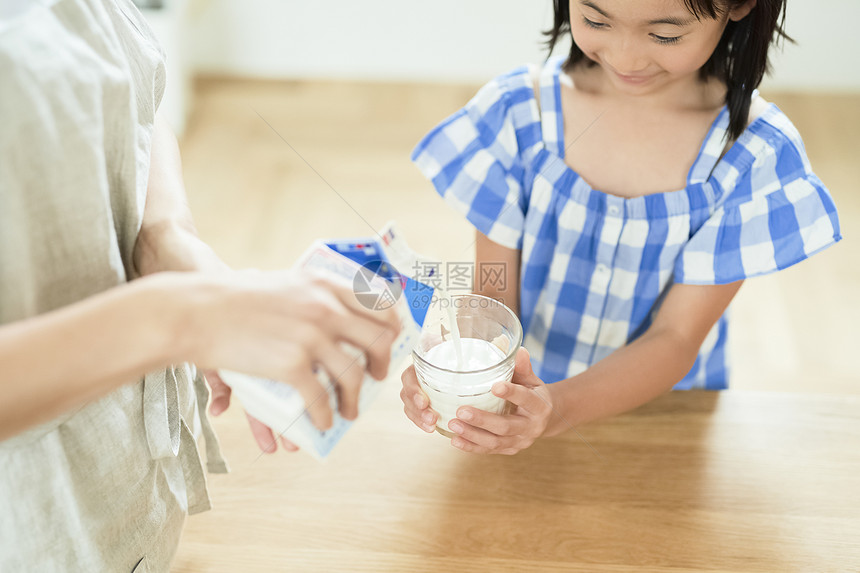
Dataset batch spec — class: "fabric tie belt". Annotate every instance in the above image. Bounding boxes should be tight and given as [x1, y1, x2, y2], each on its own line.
[142, 364, 228, 514]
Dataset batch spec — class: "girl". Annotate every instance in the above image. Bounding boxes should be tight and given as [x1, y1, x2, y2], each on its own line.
[400, 0, 841, 454]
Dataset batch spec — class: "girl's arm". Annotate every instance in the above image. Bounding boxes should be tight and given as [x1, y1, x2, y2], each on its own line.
[543, 279, 743, 434]
[447, 279, 742, 453]
[400, 233, 743, 451]
[474, 230, 520, 316]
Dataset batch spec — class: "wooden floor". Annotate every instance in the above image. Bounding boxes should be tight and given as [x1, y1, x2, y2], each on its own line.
[181, 78, 859, 395]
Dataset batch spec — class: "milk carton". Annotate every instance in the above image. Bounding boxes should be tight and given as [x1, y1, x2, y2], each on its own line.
[219, 223, 434, 459]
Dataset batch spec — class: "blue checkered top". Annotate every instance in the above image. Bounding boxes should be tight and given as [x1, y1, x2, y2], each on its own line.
[411, 57, 841, 389]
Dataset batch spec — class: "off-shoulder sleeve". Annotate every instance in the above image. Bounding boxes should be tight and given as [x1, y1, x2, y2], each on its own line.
[675, 126, 841, 285]
[410, 70, 541, 250]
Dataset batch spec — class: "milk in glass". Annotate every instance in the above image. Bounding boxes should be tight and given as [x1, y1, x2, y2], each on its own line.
[413, 294, 522, 437]
[420, 338, 510, 432]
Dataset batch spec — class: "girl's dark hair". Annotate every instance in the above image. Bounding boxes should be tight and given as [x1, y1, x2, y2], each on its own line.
[545, 0, 792, 141]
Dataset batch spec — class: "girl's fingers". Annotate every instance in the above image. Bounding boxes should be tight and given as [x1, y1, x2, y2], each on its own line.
[402, 365, 432, 410]
[399, 386, 438, 432]
[400, 366, 437, 432]
[449, 436, 488, 454]
[401, 364, 419, 390]
[447, 419, 504, 450]
[447, 417, 529, 454]
[412, 390, 430, 410]
[493, 381, 551, 418]
[402, 401, 437, 433]
[454, 406, 530, 437]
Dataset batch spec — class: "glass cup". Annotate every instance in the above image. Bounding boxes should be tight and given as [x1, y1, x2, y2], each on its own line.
[412, 293, 523, 438]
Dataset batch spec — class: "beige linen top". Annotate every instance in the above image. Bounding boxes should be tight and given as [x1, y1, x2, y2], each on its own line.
[0, 1, 226, 571]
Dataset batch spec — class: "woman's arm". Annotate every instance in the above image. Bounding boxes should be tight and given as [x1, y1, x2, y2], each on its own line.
[133, 114, 227, 277]
[0, 117, 400, 442]
[0, 274, 189, 440]
[0, 270, 401, 443]
[0, 115, 202, 440]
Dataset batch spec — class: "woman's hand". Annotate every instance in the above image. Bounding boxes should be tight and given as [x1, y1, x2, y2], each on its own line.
[186, 268, 401, 433]
[203, 369, 299, 452]
[133, 213, 402, 447]
[401, 347, 554, 454]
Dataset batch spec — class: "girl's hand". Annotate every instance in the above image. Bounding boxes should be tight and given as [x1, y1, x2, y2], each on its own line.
[448, 348, 552, 455]
[400, 364, 438, 433]
[187, 268, 401, 432]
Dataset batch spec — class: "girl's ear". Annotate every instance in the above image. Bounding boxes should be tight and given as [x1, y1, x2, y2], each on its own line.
[728, 0, 757, 22]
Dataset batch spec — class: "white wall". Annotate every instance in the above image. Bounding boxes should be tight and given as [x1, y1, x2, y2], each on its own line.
[189, 0, 552, 82]
[144, 0, 191, 133]
[186, 0, 860, 91]
[764, 0, 860, 91]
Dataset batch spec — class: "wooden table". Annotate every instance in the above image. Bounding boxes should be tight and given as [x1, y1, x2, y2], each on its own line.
[173, 383, 860, 572]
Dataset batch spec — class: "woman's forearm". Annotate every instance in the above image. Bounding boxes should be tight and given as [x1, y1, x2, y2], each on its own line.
[0, 115, 214, 439]
[0, 274, 192, 440]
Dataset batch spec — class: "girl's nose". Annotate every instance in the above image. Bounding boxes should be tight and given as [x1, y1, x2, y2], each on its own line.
[604, 37, 649, 75]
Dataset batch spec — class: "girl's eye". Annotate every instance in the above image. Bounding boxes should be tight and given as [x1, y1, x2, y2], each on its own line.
[582, 17, 607, 29]
[652, 34, 681, 45]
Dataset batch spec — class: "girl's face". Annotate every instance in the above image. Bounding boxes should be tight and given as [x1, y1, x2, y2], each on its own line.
[569, 0, 755, 95]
